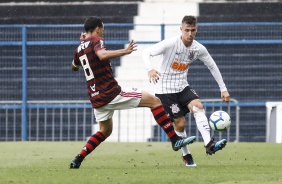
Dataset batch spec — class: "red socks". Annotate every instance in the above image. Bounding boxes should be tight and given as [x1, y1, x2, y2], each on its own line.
[79, 131, 106, 158]
[151, 105, 178, 141]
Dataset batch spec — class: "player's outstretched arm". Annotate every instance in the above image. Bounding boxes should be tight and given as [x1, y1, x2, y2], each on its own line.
[96, 40, 137, 61]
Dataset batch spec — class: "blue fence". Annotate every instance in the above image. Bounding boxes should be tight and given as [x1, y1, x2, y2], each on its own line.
[1, 23, 281, 141]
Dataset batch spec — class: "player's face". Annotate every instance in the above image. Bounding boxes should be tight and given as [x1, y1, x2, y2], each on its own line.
[180, 23, 197, 46]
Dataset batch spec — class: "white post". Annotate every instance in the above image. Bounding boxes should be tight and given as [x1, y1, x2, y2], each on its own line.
[266, 102, 282, 143]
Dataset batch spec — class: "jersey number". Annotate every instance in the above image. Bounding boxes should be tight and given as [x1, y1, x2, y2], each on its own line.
[79, 54, 94, 81]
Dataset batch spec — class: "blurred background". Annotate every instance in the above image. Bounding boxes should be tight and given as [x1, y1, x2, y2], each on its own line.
[0, 0, 281, 143]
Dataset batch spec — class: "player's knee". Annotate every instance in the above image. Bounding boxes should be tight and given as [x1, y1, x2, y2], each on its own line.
[174, 117, 186, 130]
[174, 121, 185, 132]
[192, 106, 206, 118]
[189, 99, 203, 111]
[192, 106, 208, 122]
[155, 96, 162, 104]
[152, 96, 162, 107]
[141, 91, 162, 108]
[192, 105, 205, 114]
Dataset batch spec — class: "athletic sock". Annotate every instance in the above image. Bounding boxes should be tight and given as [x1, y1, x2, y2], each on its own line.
[175, 130, 191, 156]
[193, 107, 211, 146]
[77, 131, 106, 161]
[151, 105, 179, 142]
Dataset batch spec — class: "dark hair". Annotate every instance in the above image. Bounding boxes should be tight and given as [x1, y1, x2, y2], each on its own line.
[182, 15, 197, 25]
[84, 16, 103, 32]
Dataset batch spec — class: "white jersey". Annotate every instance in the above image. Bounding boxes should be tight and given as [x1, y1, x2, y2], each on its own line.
[142, 35, 227, 94]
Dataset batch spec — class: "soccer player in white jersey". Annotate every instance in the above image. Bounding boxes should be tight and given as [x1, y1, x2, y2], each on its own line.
[142, 15, 230, 167]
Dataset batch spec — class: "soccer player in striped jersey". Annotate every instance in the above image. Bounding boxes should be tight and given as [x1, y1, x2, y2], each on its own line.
[142, 15, 230, 167]
[69, 16, 196, 169]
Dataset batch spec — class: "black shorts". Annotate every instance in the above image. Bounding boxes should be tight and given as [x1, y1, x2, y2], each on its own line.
[155, 86, 199, 119]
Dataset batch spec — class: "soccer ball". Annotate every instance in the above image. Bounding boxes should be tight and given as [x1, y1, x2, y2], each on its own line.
[209, 110, 231, 132]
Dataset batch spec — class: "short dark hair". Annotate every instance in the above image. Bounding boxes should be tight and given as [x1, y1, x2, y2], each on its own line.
[84, 16, 103, 32]
[182, 15, 197, 25]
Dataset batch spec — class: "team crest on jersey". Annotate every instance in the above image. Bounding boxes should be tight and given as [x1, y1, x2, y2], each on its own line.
[188, 51, 195, 60]
[170, 104, 180, 114]
[132, 88, 138, 91]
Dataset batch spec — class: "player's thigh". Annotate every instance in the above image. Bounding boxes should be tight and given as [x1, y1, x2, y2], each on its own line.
[138, 90, 161, 108]
[188, 99, 203, 112]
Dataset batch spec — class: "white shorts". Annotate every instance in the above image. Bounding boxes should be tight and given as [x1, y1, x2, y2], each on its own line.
[94, 87, 142, 122]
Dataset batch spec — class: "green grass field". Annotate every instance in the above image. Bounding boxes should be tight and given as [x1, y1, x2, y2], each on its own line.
[1, 142, 281, 184]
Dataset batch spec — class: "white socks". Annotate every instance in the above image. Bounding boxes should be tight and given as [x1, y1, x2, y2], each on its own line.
[193, 106, 211, 146]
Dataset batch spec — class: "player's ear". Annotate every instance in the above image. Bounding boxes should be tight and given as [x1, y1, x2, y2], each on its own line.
[96, 27, 103, 36]
[94, 27, 100, 34]
[195, 27, 198, 35]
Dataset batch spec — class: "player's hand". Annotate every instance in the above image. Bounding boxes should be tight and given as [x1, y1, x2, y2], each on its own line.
[126, 40, 137, 54]
[80, 32, 86, 41]
[221, 91, 230, 103]
[148, 69, 161, 84]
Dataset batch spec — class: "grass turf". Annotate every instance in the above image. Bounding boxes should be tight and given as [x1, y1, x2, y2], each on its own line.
[1, 142, 281, 184]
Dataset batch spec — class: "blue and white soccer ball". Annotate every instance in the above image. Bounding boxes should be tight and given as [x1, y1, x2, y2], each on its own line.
[209, 110, 231, 132]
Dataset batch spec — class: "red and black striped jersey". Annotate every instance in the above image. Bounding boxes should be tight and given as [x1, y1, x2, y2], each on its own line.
[73, 36, 121, 108]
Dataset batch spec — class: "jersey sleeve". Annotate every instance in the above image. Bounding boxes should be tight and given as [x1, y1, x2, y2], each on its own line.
[93, 37, 106, 53]
[198, 44, 228, 92]
[72, 49, 80, 67]
[142, 39, 169, 71]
